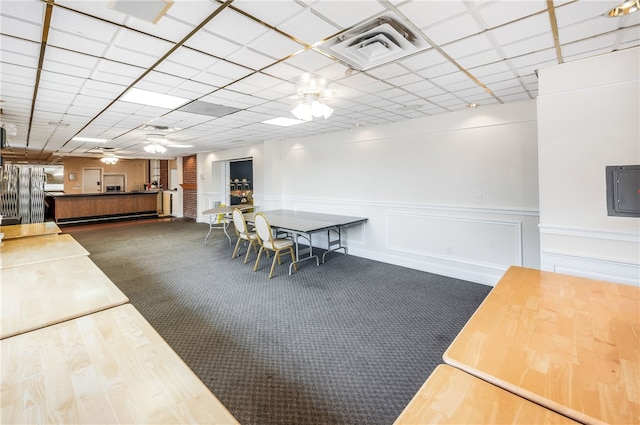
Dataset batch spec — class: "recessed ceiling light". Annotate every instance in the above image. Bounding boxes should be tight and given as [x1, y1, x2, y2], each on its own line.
[467, 103, 479, 108]
[167, 144, 194, 148]
[262, 117, 305, 127]
[72, 137, 108, 143]
[121, 88, 189, 109]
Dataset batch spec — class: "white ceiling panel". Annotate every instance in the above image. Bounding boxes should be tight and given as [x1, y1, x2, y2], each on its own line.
[226, 47, 277, 70]
[0, 13, 43, 43]
[230, 0, 305, 27]
[247, 31, 305, 60]
[204, 8, 270, 45]
[1, 0, 637, 161]
[309, 0, 386, 29]
[423, 12, 483, 45]
[396, 0, 468, 29]
[278, 8, 340, 43]
[475, 0, 548, 29]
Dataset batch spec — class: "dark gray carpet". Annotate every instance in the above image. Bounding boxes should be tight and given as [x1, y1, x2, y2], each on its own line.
[68, 220, 491, 425]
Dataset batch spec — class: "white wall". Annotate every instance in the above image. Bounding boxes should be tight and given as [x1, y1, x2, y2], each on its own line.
[537, 47, 640, 286]
[196, 145, 264, 223]
[265, 100, 540, 285]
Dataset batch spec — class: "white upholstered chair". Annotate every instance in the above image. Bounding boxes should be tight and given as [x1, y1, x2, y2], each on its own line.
[231, 208, 258, 263]
[253, 212, 298, 278]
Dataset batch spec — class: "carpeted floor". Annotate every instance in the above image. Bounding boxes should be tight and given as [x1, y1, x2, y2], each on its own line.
[68, 220, 491, 425]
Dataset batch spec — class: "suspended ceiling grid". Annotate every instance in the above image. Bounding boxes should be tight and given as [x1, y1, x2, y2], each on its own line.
[0, 0, 638, 163]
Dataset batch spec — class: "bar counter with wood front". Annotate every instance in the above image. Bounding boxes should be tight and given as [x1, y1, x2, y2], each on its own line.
[46, 191, 160, 224]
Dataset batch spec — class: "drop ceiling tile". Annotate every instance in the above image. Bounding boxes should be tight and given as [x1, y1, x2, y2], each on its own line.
[80, 80, 126, 99]
[309, 0, 386, 29]
[0, 41, 39, 68]
[203, 8, 269, 45]
[557, 17, 621, 45]
[396, 0, 468, 29]
[231, 0, 305, 27]
[173, 80, 218, 99]
[192, 70, 238, 88]
[445, 33, 495, 58]
[341, 73, 393, 91]
[262, 61, 306, 80]
[0, 10, 43, 42]
[366, 63, 411, 80]
[135, 71, 188, 93]
[385, 72, 424, 87]
[554, 1, 613, 28]
[103, 28, 174, 68]
[490, 13, 552, 47]
[562, 34, 619, 61]
[500, 32, 555, 59]
[226, 46, 277, 70]
[507, 48, 558, 70]
[475, 0, 548, 29]
[43, 49, 99, 78]
[247, 30, 305, 60]
[396, 49, 447, 73]
[416, 61, 459, 79]
[207, 60, 254, 80]
[619, 27, 640, 45]
[285, 49, 336, 72]
[457, 48, 504, 69]
[185, 30, 242, 57]
[39, 71, 86, 91]
[429, 74, 477, 92]
[423, 12, 483, 45]
[278, 8, 340, 43]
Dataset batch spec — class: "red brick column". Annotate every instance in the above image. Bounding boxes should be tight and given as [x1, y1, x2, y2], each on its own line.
[182, 156, 197, 219]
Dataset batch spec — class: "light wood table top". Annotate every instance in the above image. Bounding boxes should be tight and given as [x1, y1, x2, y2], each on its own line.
[0, 221, 61, 240]
[394, 365, 580, 424]
[1, 256, 129, 339]
[1, 304, 239, 425]
[0, 233, 89, 269]
[443, 266, 640, 425]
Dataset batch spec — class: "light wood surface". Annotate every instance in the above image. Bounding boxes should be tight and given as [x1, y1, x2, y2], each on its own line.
[394, 365, 580, 424]
[0, 222, 61, 240]
[1, 304, 239, 424]
[0, 233, 89, 269]
[0, 256, 129, 339]
[443, 266, 640, 425]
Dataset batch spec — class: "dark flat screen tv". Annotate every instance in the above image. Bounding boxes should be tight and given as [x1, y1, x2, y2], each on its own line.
[606, 165, 640, 217]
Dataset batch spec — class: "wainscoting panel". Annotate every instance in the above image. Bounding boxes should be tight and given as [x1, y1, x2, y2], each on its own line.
[387, 212, 523, 270]
[542, 251, 640, 286]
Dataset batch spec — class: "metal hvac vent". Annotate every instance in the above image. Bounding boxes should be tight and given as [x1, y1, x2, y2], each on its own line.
[319, 14, 428, 71]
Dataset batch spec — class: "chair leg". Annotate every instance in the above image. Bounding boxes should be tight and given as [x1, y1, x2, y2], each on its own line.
[269, 249, 279, 279]
[243, 240, 255, 264]
[253, 246, 264, 272]
[232, 237, 242, 259]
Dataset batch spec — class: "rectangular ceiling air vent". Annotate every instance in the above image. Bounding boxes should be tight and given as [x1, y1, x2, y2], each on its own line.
[318, 14, 428, 71]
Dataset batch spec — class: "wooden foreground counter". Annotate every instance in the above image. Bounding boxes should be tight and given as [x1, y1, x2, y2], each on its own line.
[1, 256, 129, 339]
[394, 365, 579, 424]
[0, 234, 89, 269]
[443, 266, 640, 425]
[1, 304, 239, 424]
[0, 222, 61, 240]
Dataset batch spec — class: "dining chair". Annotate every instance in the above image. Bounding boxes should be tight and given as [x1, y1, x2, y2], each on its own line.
[253, 212, 298, 278]
[231, 208, 258, 263]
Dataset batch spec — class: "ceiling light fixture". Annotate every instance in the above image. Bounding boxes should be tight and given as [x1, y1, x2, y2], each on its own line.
[121, 88, 189, 109]
[72, 136, 107, 143]
[606, 0, 640, 16]
[100, 156, 118, 165]
[144, 143, 167, 154]
[291, 75, 334, 122]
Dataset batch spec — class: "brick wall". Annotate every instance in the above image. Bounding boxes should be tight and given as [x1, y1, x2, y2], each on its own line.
[160, 160, 168, 190]
[182, 155, 197, 219]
